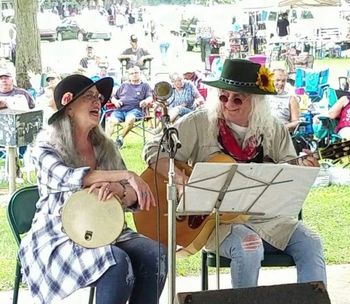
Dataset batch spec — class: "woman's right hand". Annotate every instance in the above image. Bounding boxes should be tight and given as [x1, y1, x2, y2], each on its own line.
[126, 172, 155, 211]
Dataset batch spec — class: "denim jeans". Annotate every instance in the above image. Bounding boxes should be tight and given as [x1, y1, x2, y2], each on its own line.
[219, 222, 327, 288]
[94, 237, 167, 304]
[159, 42, 170, 64]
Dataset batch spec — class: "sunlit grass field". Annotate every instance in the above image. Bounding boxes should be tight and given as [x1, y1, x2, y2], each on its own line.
[0, 131, 349, 290]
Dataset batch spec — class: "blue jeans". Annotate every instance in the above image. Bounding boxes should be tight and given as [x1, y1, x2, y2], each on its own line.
[177, 106, 193, 117]
[111, 108, 143, 122]
[219, 222, 327, 288]
[159, 42, 170, 64]
[94, 237, 167, 304]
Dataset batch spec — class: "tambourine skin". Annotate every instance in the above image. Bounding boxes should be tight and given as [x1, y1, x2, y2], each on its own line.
[61, 189, 124, 248]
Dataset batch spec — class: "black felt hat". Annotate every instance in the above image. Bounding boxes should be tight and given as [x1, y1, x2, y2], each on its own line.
[48, 74, 113, 124]
[203, 59, 276, 95]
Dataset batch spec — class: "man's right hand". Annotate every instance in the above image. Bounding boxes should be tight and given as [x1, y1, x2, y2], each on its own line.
[111, 98, 123, 109]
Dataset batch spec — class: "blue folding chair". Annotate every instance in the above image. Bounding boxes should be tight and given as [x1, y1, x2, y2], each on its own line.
[295, 68, 329, 102]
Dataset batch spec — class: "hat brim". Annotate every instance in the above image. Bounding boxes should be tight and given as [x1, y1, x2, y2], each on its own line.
[202, 79, 276, 95]
[48, 77, 114, 125]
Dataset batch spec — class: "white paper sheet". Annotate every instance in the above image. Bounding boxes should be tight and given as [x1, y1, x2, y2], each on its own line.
[177, 162, 319, 217]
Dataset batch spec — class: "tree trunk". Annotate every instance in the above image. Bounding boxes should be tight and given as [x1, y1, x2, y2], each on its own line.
[14, 0, 42, 89]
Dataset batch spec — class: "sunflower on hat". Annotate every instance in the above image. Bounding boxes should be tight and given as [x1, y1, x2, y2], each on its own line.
[256, 66, 275, 93]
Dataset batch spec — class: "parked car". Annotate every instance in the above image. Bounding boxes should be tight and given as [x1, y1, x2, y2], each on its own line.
[56, 14, 112, 41]
[37, 12, 60, 42]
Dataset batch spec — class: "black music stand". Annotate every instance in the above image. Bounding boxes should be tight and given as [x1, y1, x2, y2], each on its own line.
[177, 162, 319, 289]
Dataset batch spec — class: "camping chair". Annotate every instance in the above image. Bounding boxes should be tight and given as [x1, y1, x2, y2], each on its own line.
[201, 212, 302, 291]
[118, 57, 153, 82]
[6, 186, 96, 304]
[286, 54, 314, 85]
[295, 68, 329, 102]
[100, 102, 155, 145]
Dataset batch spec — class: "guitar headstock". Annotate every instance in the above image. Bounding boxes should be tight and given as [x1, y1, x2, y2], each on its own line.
[319, 139, 350, 160]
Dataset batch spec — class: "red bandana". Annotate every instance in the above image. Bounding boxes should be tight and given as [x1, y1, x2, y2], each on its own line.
[218, 119, 260, 162]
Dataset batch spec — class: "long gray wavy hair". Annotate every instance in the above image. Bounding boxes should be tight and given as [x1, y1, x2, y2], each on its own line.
[36, 115, 123, 170]
[205, 89, 275, 151]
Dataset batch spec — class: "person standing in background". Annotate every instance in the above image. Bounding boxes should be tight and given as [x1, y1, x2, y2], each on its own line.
[276, 13, 290, 39]
[157, 24, 171, 66]
[196, 21, 212, 70]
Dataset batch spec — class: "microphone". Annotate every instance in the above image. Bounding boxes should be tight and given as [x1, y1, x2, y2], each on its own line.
[153, 81, 173, 122]
[154, 81, 173, 102]
[153, 81, 181, 150]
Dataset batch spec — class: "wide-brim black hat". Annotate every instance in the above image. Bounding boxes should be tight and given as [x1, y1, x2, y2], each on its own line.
[203, 59, 276, 95]
[48, 74, 114, 124]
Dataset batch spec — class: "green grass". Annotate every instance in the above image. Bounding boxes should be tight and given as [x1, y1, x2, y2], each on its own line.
[1, 133, 350, 290]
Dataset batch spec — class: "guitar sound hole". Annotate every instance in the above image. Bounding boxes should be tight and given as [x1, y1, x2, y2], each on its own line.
[188, 215, 208, 229]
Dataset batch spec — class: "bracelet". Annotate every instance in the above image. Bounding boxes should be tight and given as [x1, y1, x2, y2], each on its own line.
[118, 182, 127, 199]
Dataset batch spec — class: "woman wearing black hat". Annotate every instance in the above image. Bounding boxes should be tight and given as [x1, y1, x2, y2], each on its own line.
[18, 74, 167, 304]
[143, 59, 326, 288]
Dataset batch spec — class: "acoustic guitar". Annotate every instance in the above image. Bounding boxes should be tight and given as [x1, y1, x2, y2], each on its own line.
[133, 139, 350, 256]
[133, 153, 250, 256]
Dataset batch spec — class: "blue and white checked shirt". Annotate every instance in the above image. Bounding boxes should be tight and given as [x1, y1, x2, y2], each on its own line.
[168, 81, 199, 110]
[19, 142, 139, 303]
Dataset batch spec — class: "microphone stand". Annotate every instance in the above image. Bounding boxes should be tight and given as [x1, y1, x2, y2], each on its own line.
[157, 100, 181, 304]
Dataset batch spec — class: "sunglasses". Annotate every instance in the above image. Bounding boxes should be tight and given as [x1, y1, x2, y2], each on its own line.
[219, 90, 249, 106]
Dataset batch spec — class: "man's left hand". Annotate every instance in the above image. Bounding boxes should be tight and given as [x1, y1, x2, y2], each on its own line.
[300, 149, 319, 167]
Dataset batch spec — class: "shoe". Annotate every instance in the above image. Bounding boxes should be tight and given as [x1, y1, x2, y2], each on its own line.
[115, 137, 124, 149]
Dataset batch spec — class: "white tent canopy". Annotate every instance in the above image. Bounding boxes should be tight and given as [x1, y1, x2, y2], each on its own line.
[238, 0, 279, 10]
[278, 0, 341, 7]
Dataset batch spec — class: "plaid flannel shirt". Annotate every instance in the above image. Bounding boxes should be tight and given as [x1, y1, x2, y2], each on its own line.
[19, 142, 138, 303]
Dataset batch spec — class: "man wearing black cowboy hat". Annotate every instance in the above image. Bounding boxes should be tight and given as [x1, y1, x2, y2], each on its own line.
[143, 59, 326, 288]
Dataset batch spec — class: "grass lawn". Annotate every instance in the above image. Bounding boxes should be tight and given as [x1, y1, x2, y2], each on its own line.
[1, 131, 350, 290]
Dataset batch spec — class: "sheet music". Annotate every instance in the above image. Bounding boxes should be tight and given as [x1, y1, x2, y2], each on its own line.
[177, 162, 319, 217]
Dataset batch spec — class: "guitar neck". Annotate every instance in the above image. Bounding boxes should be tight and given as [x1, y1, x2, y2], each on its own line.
[286, 139, 350, 165]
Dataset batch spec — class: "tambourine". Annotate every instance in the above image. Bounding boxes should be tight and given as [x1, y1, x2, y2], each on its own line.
[61, 189, 124, 248]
